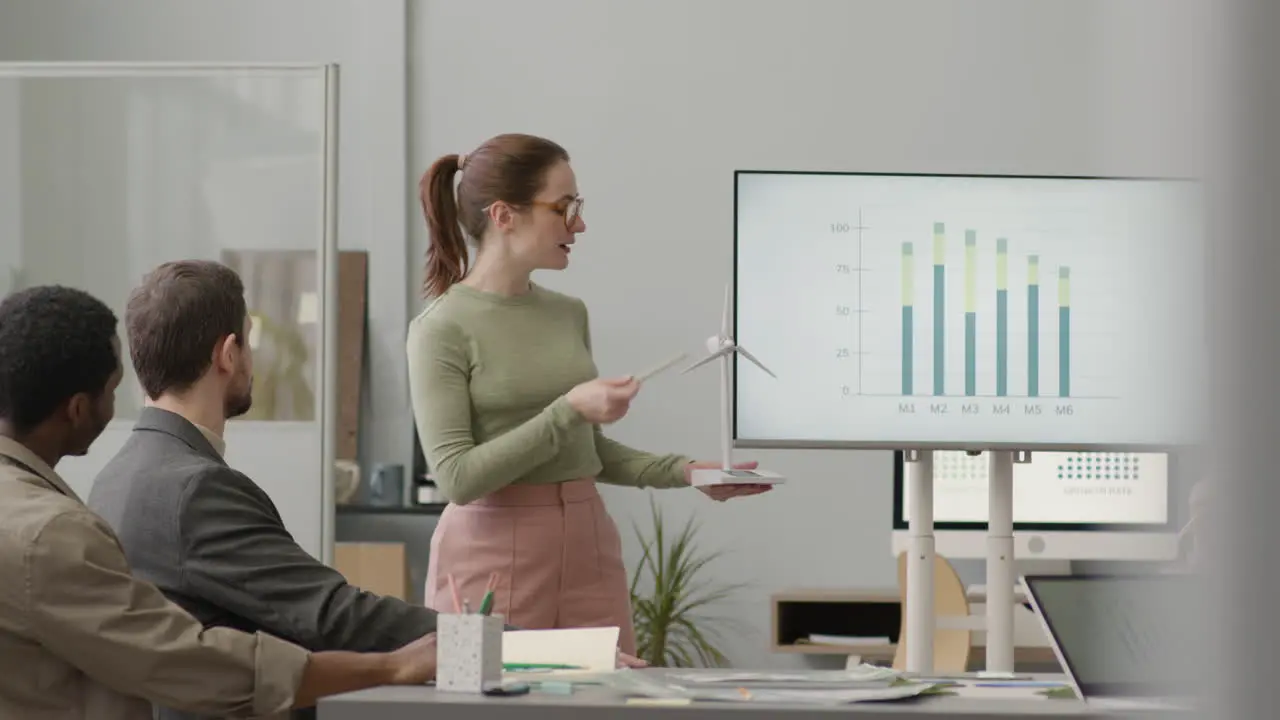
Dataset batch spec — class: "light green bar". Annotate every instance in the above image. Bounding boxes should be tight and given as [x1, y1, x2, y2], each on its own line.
[996, 238, 1008, 289]
[933, 222, 945, 264]
[964, 231, 976, 312]
[902, 243, 914, 305]
[1058, 266, 1070, 305]
[1029, 255, 1040, 285]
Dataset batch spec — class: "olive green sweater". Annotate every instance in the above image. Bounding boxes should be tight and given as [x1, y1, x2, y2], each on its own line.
[406, 282, 691, 505]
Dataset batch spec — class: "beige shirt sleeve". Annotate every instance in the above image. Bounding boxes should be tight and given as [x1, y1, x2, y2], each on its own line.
[24, 510, 311, 718]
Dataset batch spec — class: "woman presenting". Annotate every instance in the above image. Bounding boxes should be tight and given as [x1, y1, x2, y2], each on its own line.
[406, 133, 770, 655]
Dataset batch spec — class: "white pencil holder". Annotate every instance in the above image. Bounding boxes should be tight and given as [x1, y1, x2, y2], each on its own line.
[436, 613, 504, 693]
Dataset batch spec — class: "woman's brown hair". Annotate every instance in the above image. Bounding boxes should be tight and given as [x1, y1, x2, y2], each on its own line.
[419, 133, 570, 298]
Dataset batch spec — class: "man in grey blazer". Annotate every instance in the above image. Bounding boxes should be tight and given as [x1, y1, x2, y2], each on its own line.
[88, 260, 441, 720]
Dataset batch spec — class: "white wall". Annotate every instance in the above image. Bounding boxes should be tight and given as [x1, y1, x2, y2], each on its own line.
[411, 0, 1206, 668]
[0, 0, 413, 481]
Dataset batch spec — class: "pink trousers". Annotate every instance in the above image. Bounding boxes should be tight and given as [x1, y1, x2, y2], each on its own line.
[424, 478, 636, 654]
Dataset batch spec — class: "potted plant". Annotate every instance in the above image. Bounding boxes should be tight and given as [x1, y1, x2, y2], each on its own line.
[628, 493, 746, 667]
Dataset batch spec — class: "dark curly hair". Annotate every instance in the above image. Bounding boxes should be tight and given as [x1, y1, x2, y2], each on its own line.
[0, 285, 120, 434]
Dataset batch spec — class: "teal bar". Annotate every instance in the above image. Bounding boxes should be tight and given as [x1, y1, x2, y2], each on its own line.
[1059, 306, 1070, 397]
[903, 306, 913, 395]
[933, 263, 945, 396]
[965, 313, 976, 395]
[996, 289, 1008, 396]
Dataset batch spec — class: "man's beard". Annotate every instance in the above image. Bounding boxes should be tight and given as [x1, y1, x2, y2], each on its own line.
[224, 378, 253, 419]
[69, 408, 111, 456]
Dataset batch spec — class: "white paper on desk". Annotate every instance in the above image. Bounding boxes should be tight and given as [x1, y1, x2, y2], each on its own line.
[502, 627, 619, 672]
[604, 670, 932, 705]
[704, 685, 932, 705]
[948, 683, 1057, 700]
[669, 665, 901, 685]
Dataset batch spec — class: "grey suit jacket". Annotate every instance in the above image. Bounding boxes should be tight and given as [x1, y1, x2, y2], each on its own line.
[88, 407, 439, 720]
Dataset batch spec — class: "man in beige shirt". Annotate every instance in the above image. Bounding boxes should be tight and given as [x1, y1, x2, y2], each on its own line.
[0, 285, 439, 719]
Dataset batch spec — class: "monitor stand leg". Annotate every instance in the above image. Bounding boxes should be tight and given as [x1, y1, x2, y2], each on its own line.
[983, 450, 1029, 676]
[905, 449, 935, 675]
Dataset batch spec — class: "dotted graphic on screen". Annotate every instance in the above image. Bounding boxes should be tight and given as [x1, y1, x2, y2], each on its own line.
[937, 453, 988, 480]
[1056, 453, 1141, 480]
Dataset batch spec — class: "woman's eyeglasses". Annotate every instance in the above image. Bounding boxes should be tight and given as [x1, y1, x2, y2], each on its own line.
[531, 196, 584, 229]
[484, 196, 585, 229]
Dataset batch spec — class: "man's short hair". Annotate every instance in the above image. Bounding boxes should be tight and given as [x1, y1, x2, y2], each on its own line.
[0, 286, 119, 433]
[126, 260, 247, 400]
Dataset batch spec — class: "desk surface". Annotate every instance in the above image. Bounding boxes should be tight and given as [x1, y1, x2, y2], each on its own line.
[317, 670, 1190, 720]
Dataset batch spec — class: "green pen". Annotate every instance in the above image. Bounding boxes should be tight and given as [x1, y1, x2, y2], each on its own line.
[478, 590, 495, 615]
[503, 663, 583, 671]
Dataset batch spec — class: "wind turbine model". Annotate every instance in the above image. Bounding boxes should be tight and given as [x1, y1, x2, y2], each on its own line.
[680, 285, 787, 487]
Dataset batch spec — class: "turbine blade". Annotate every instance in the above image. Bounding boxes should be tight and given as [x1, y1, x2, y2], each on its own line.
[680, 348, 730, 374]
[736, 346, 777, 378]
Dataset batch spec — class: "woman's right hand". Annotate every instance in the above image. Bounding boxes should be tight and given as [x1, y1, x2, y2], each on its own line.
[566, 376, 640, 424]
[386, 632, 438, 685]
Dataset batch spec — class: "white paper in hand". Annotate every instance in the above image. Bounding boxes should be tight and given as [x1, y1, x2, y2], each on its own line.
[502, 627, 620, 673]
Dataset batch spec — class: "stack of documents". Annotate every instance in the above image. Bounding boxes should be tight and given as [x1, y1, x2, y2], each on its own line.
[493, 630, 941, 704]
[667, 666, 900, 686]
[604, 666, 938, 705]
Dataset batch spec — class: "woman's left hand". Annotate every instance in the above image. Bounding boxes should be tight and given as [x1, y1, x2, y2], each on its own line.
[617, 651, 649, 668]
[685, 460, 775, 502]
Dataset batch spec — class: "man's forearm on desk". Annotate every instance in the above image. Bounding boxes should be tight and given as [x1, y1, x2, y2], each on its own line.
[292, 651, 400, 709]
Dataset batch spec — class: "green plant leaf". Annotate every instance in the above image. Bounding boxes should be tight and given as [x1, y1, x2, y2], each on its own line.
[629, 493, 744, 668]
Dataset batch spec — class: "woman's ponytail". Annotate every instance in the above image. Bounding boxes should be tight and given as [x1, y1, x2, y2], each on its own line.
[420, 154, 467, 299]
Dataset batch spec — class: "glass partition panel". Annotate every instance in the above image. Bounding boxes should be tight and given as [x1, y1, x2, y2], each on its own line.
[1, 67, 328, 421]
[0, 65, 337, 561]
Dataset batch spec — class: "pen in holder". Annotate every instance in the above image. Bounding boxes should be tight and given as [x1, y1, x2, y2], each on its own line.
[437, 612, 504, 693]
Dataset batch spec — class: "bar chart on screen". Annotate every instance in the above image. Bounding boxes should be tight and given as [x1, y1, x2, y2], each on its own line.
[889, 218, 1102, 403]
[733, 172, 1207, 449]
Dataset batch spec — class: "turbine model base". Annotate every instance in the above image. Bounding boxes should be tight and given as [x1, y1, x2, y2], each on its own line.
[689, 467, 787, 487]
